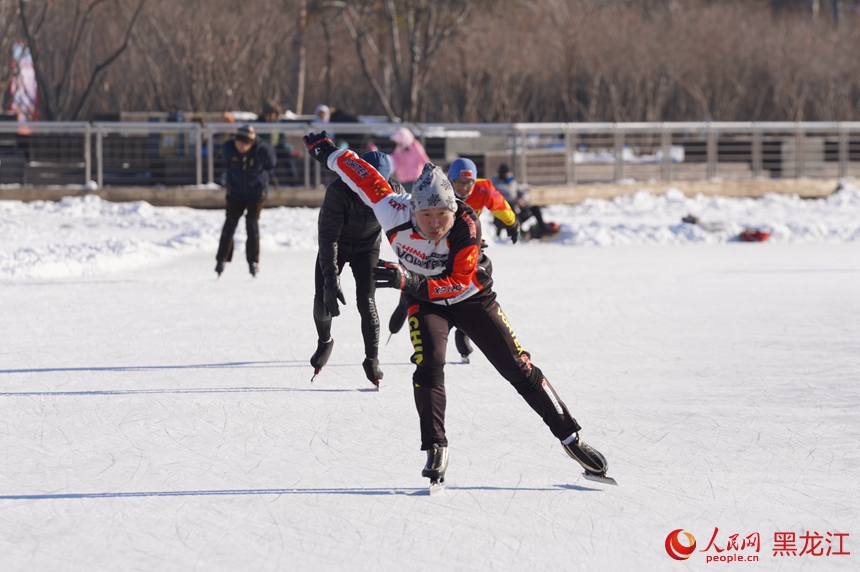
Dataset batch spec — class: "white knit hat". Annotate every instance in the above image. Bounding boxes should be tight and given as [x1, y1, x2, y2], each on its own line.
[410, 163, 457, 212]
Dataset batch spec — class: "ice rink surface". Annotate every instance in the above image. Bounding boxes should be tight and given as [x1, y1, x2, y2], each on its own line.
[1, 240, 858, 571]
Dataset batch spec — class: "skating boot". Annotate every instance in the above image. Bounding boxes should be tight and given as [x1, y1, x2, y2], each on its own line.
[249, 262, 259, 278]
[362, 357, 383, 389]
[454, 329, 473, 364]
[422, 444, 448, 490]
[562, 433, 617, 485]
[215, 261, 225, 278]
[310, 338, 334, 381]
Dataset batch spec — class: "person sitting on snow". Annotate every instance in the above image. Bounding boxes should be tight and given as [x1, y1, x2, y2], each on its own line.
[491, 163, 559, 240]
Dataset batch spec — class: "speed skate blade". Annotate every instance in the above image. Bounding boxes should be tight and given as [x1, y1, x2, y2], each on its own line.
[582, 471, 618, 486]
[429, 480, 446, 496]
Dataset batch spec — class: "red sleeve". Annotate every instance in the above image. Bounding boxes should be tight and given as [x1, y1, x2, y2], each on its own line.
[332, 149, 394, 205]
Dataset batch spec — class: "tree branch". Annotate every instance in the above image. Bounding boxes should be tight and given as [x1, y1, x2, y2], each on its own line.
[71, 0, 147, 119]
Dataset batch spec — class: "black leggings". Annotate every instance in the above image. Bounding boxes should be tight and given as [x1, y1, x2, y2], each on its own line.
[404, 289, 581, 449]
[216, 196, 266, 264]
[313, 247, 380, 359]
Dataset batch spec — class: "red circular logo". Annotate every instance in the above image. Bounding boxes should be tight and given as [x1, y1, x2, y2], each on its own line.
[665, 529, 697, 560]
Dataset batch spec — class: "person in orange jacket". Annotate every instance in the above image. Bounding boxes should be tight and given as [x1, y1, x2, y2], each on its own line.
[447, 158, 520, 242]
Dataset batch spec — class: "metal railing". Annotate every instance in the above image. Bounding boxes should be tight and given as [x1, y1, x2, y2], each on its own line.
[1, 121, 858, 189]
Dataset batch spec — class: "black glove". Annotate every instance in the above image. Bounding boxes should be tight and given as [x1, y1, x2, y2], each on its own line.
[303, 131, 337, 166]
[505, 219, 521, 244]
[373, 260, 419, 291]
[323, 274, 346, 317]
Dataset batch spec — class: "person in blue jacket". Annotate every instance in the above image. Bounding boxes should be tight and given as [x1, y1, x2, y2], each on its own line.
[216, 125, 277, 278]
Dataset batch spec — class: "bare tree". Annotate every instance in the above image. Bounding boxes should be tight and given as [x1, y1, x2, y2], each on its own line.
[4, 0, 859, 123]
[329, 0, 475, 121]
[290, 0, 309, 114]
[17, 0, 147, 120]
[119, 1, 300, 115]
[0, 0, 20, 108]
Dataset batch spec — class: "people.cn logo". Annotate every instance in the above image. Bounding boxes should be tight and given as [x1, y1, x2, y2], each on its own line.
[665, 529, 697, 560]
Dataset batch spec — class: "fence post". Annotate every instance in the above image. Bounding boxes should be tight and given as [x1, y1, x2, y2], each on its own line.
[511, 128, 518, 182]
[195, 124, 202, 186]
[614, 126, 624, 181]
[84, 123, 92, 185]
[518, 127, 528, 186]
[838, 123, 848, 179]
[96, 126, 104, 189]
[707, 124, 717, 179]
[207, 128, 214, 185]
[660, 125, 671, 181]
[314, 159, 321, 187]
[752, 124, 763, 179]
[565, 126, 577, 185]
[795, 124, 804, 179]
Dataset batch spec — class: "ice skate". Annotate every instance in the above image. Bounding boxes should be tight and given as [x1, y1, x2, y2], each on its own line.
[249, 262, 259, 278]
[562, 433, 617, 485]
[310, 338, 334, 381]
[454, 329, 472, 364]
[422, 443, 448, 490]
[362, 357, 383, 389]
[215, 261, 225, 278]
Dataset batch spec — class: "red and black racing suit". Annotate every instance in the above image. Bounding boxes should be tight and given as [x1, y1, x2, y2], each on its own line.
[328, 149, 582, 450]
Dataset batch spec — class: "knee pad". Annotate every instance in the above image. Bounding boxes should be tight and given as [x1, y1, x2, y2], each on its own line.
[413, 366, 445, 388]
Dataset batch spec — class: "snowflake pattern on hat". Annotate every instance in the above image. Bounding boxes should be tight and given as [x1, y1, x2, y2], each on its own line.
[409, 163, 458, 213]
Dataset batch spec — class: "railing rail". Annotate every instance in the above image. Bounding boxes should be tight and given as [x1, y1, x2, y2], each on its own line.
[1, 121, 858, 189]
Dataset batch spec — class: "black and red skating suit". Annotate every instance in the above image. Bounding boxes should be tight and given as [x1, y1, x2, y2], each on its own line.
[328, 148, 493, 306]
[327, 148, 582, 451]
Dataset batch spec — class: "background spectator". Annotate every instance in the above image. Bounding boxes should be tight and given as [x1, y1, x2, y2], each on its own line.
[258, 100, 298, 180]
[215, 125, 277, 278]
[492, 163, 559, 240]
[388, 127, 431, 192]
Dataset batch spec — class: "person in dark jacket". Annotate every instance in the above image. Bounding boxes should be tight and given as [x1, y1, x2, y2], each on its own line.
[310, 151, 405, 387]
[216, 125, 277, 278]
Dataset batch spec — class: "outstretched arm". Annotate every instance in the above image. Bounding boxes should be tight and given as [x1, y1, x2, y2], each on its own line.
[304, 131, 410, 232]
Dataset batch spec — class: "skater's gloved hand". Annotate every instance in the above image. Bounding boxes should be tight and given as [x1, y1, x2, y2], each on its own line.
[303, 131, 337, 167]
[373, 260, 418, 292]
[323, 274, 346, 317]
[505, 219, 521, 244]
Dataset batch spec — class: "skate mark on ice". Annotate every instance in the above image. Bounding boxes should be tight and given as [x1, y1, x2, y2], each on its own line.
[1, 361, 413, 376]
[0, 484, 598, 501]
[0, 360, 304, 375]
[0, 386, 373, 397]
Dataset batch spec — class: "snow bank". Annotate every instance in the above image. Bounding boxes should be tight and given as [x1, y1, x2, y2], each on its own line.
[1, 183, 858, 279]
